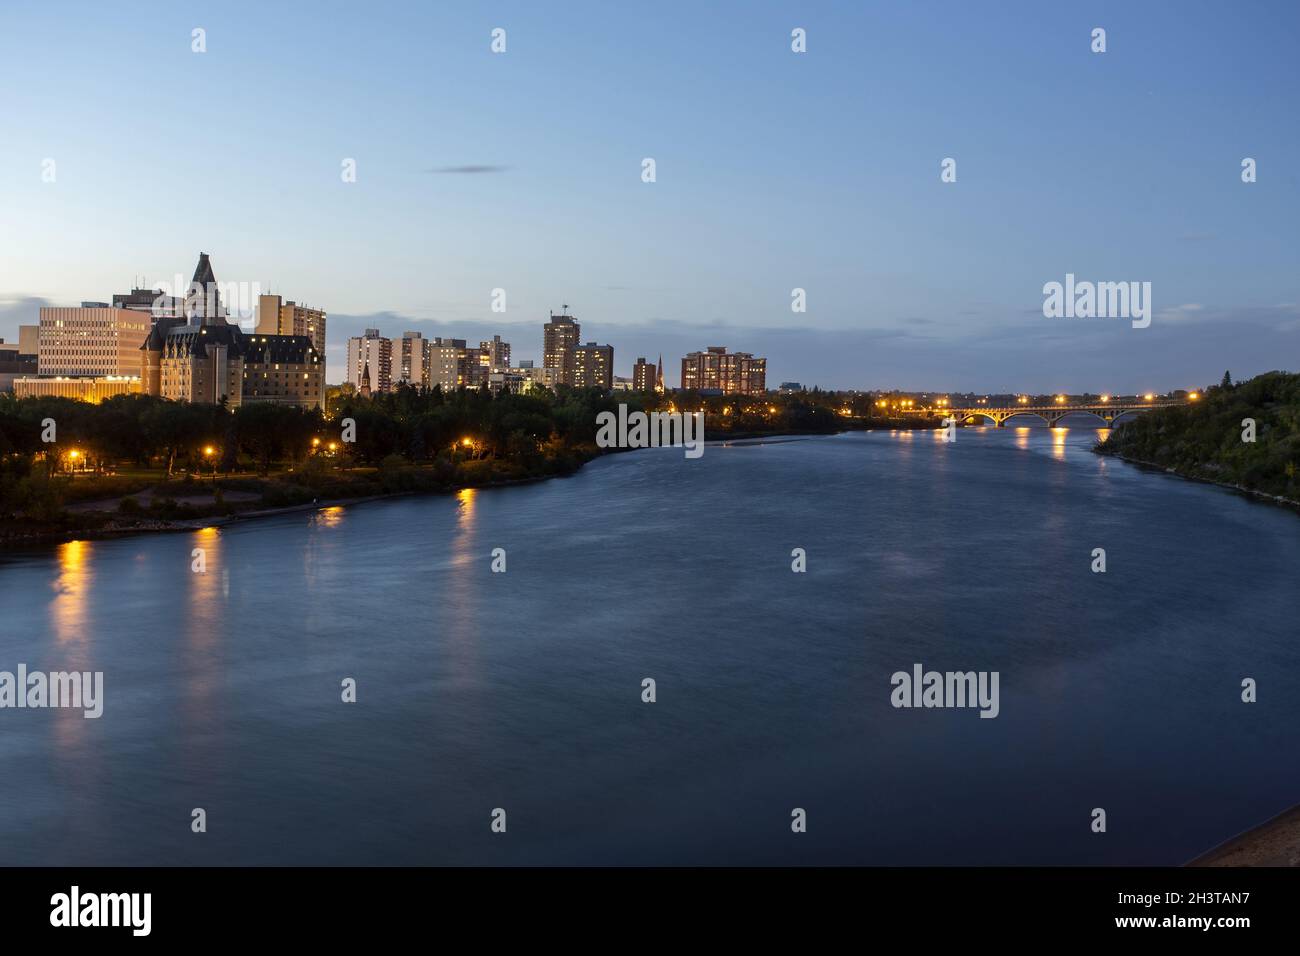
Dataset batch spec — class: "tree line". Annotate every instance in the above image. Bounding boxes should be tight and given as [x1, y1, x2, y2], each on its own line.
[1097, 370, 1300, 501]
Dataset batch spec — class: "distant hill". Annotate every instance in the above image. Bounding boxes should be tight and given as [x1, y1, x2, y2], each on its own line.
[1096, 371, 1300, 504]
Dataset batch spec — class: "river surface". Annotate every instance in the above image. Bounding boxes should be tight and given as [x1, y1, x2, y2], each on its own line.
[1, 425, 1297, 865]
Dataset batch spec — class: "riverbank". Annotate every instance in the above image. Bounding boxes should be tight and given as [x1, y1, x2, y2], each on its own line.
[2, 421, 936, 548]
[1189, 803, 1300, 866]
[1093, 370, 1300, 510]
[1097, 449, 1300, 514]
[0, 447, 605, 548]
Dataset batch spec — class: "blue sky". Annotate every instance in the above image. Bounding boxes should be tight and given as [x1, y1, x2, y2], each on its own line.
[1, 0, 1296, 391]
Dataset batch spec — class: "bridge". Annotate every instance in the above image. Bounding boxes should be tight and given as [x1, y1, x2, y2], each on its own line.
[902, 400, 1188, 427]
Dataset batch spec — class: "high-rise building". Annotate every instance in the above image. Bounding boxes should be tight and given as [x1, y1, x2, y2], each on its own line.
[632, 357, 657, 392]
[37, 304, 151, 377]
[465, 344, 487, 388]
[573, 342, 613, 391]
[480, 335, 511, 375]
[256, 294, 326, 362]
[681, 346, 767, 396]
[431, 337, 473, 390]
[346, 329, 393, 394]
[398, 331, 432, 388]
[543, 312, 581, 386]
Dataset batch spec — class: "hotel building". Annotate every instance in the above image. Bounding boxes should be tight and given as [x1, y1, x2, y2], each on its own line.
[141, 254, 324, 408]
[240, 334, 324, 407]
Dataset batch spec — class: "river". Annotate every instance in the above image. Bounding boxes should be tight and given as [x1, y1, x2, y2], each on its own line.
[1, 425, 1297, 865]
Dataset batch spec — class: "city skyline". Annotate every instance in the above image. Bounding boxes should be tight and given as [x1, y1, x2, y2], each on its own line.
[0, 274, 1268, 396]
[1, 2, 1296, 392]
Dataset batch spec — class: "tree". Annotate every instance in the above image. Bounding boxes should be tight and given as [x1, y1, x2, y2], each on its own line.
[1221, 370, 1233, 389]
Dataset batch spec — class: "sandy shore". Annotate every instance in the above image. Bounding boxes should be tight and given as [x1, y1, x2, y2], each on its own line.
[1189, 804, 1300, 866]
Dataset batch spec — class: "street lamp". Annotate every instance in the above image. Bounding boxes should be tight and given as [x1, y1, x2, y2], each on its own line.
[203, 445, 217, 483]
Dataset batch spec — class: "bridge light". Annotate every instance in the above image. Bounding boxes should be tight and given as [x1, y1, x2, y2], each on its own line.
[1055, 395, 1066, 404]
[1188, 391, 1200, 401]
[1143, 393, 1154, 401]
[1100, 394, 1110, 403]
[1018, 395, 1028, 404]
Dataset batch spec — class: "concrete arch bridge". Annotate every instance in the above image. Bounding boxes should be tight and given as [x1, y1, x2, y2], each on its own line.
[907, 401, 1186, 427]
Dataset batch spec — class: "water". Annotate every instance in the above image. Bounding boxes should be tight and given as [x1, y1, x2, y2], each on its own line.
[1, 426, 1297, 865]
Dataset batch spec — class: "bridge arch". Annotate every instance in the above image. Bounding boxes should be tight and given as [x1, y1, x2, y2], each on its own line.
[1106, 409, 1144, 427]
[961, 412, 1001, 426]
[1052, 410, 1110, 427]
[999, 412, 1053, 427]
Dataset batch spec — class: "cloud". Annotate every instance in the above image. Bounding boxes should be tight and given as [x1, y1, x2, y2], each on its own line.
[424, 165, 510, 174]
[1156, 303, 1206, 322]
